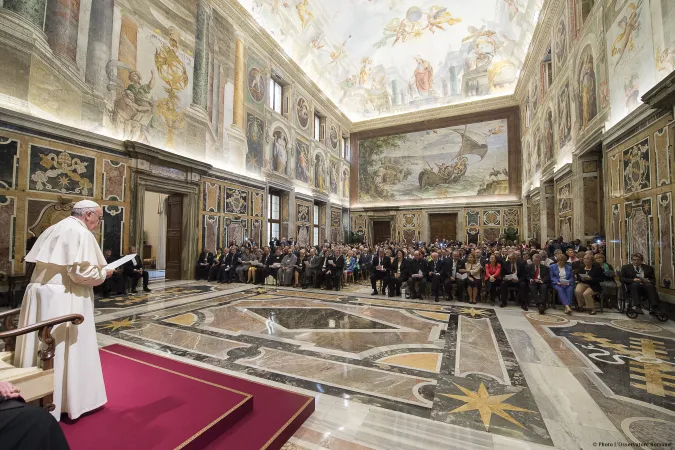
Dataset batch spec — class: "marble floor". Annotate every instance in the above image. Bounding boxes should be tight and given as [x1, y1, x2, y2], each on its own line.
[93, 280, 675, 450]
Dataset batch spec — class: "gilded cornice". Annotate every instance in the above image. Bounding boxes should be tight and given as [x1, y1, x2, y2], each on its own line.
[351, 96, 519, 133]
[514, 0, 560, 102]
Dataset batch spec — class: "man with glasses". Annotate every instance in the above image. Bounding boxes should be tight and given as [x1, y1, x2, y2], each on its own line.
[14, 200, 113, 421]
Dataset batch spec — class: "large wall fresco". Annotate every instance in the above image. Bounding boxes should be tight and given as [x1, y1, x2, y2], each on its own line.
[239, 0, 544, 121]
[357, 118, 510, 203]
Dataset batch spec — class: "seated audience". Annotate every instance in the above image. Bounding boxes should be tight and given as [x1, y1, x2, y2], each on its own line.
[500, 253, 528, 310]
[247, 249, 263, 283]
[122, 246, 151, 293]
[594, 253, 618, 305]
[294, 248, 310, 288]
[427, 252, 444, 302]
[551, 253, 575, 315]
[442, 251, 465, 301]
[406, 251, 427, 300]
[526, 253, 550, 314]
[195, 248, 213, 280]
[484, 254, 502, 303]
[343, 250, 357, 285]
[102, 248, 125, 297]
[235, 247, 254, 283]
[574, 253, 604, 315]
[262, 247, 282, 284]
[620, 253, 661, 313]
[389, 250, 406, 297]
[463, 253, 482, 305]
[305, 247, 322, 288]
[370, 249, 390, 295]
[277, 247, 297, 286]
[208, 247, 224, 281]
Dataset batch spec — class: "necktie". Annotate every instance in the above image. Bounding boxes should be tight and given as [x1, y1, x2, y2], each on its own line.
[535, 265, 539, 280]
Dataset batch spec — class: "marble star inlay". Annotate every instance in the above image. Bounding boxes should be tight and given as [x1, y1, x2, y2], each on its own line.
[98, 317, 136, 331]
[456, 307, 492, 318]
[440, 382, 534, 431]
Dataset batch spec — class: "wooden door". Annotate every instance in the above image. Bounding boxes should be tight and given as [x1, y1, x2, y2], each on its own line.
[165, 194, 183, 280]
[372, 221, 391, 245]
[429, 214, 457, 242]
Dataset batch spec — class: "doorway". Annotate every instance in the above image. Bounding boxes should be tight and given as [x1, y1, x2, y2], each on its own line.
[429, 213, 457, 242]
[372, 220, 391, 245]
[142, 191, 183, 281]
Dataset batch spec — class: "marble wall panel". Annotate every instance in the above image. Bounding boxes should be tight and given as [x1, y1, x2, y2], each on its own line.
[466, 210, 480, 227]
[503, 208, 519, 228]
[28, 145, 95, 196]
[560, 216, 573, 242]
[0, 138, 19, 190]
[558, 180, 572, 214]
[251, 191, 264, 217]
[203, 182, 221, 213]
[483, 227, 501, 243]
[224, 217, 246, 246]
[26, 200, 73, 253]
[654, 126, 671, 187]
[625, 199, 653, 265]
[224, 188, 248, 215]
[0, 196, 16, 275]
[483, 210, 501, 226]
[102, 159, 126, 201]
[203, 215, 219, 253]
[611, 204, 622, 268]
[623, 137, 651, 195]
[657, 193, 674, 289]
[251, 219, 262, 246]
[102, 205, 124, 256]
[609, 153, 621, 198]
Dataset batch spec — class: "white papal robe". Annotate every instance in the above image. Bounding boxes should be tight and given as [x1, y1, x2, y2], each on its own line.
[15, 216, 108, 421]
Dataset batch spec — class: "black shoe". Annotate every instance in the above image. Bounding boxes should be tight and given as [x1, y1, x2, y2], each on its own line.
[143, 287, 151, 292]
[521, 304, 529, 311]
[434, 297, 439, 303]
[371, 290, 378, 295]
[499, 301, 507, 308]
[302, 285, 308, 289]
[634, 307, 644, 314]
[538, 305, 545, 314]
[396, 291, 401, 297]
[131, 289, 138, 294]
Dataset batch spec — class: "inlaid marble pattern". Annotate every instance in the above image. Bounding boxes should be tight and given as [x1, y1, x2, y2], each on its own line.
[102, 160, 126, 201]
[0, 137, 19, 190]
[96, 287, 556, 446]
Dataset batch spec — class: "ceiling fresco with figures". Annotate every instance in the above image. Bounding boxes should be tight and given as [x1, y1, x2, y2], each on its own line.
[240, 0, 544, 121]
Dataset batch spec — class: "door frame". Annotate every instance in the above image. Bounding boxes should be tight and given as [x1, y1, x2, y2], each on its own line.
[131, 172, 200, 280]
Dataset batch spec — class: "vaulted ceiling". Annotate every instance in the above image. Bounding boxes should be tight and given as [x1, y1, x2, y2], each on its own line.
[239, 0, 544, 122]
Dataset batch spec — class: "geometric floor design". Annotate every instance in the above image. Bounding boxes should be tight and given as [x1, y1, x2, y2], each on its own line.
[95, 281, 675, 449]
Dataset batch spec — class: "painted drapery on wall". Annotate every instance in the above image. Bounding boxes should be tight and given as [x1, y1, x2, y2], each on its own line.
[357, 118, 509, 203]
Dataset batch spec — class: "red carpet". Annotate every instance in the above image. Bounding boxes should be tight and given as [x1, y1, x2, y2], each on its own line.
[62, 344, 315, 450]
[60, 347, 253, 450]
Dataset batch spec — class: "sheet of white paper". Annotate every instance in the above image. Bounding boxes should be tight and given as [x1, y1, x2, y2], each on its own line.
[104, 254, 137, 271]
[504, 274, 518, 281]
[456, 272, 467, 280]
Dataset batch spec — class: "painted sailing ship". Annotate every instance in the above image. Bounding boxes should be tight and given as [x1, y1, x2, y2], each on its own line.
[418, 125, 488, 188]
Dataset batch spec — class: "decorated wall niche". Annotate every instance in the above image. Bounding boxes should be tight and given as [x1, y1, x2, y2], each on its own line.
[557, 80, 572, 149]
[556, 177, 573, 241]
[268, 126, 291, 176]
[574, 44, 598, 132]
[245, 112, 265, 173]
[554, 9, 569, 73]
[313, 152, 327, 192]
[329, 160, 339, 195]
[330, 208, 342, 243]
[544, 108, 555, 164]
[342, 168, 350, 199]
[295, 139, 310, 184]
[296, 200, 313, 247]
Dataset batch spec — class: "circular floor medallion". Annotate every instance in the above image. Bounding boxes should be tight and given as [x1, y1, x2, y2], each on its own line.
[610, 319, 663, 333]
[525, 312, 568, 324]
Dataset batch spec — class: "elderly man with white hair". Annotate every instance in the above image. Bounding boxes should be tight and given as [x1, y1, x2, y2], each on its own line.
[14, 200, 113, 421]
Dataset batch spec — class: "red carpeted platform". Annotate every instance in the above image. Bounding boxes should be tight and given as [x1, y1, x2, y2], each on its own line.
[62, 344, 315, 450]
[60, 347, 253, 450]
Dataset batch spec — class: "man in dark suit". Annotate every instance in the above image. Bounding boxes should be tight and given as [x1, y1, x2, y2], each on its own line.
[218, 246, 237, 283]
[526, 253, 550, 314]
[208, 247, 224, 281]
[427, 252, 444, 302]
[442, 251, 465, 301]
[324, 249, 345, 290]
[620, 253, 660, 313]
[123, 245, 151, 293]
[500, 253, 528, 309]
[195, 248, 213, 280]
[405, 251, 427, 299]
[0, 381, 69, 450]
[305, 247, 322, 288]
[102, 248, 125, 297]
[572, 239, 587, 252]
[262, 247, 282, 283]
[370, 249, 390, 295]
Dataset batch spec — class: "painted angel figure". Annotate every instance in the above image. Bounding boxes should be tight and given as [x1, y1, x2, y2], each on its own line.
[424, 6, 461, 33]
[611, 1, 641, 69]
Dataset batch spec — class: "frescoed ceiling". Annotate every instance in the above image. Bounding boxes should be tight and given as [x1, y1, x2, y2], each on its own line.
[239, 0, 544, 122]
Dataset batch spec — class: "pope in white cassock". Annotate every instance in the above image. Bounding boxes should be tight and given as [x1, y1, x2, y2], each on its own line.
[14, 200, 113, 421]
